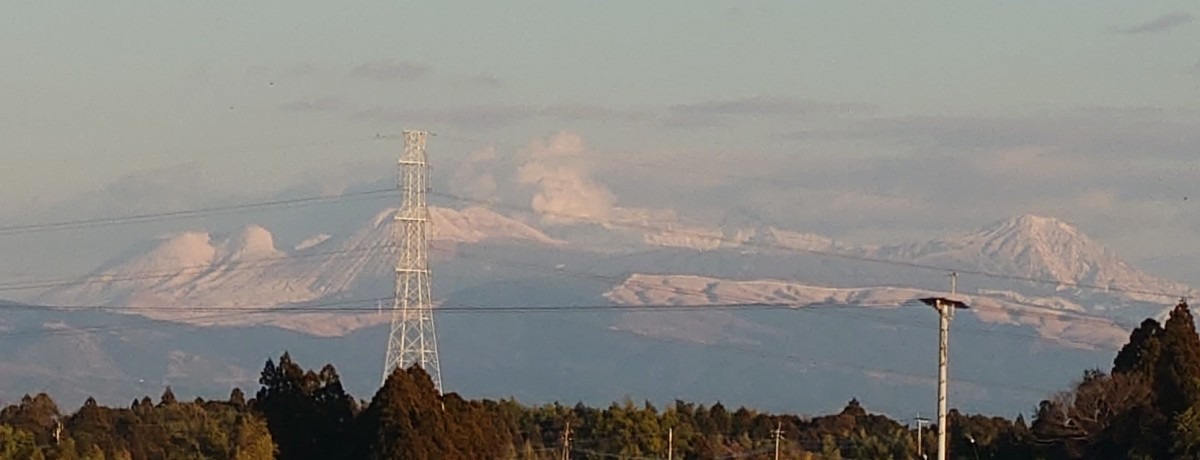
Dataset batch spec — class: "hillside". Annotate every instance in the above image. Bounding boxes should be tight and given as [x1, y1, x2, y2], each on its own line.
[36, 207, 561, 328]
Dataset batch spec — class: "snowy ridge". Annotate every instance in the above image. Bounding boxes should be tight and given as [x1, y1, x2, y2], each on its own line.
[35, 209, 1193, 339]
[605, 273, 1129, 349]
[38, 206, 563, 315]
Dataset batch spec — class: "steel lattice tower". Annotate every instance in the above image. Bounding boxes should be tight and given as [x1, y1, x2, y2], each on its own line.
[382, 130, 442, 390]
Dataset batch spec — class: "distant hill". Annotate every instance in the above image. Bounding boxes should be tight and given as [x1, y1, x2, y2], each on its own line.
[6, 206, 1191, 416]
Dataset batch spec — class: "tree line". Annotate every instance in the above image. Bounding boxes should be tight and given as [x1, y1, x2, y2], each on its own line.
[4, 301, 1200, 459]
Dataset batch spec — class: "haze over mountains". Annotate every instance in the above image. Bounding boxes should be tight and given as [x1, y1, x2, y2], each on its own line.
[3, 203, 1193, 415]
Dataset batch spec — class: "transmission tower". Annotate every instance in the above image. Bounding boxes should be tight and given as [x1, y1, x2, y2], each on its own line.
[382, 130, 443, 390]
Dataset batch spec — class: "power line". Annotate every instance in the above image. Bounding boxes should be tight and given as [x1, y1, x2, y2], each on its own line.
[0, 299, 880, 318]
[0, 296, 1123, 351]
[0, 243, 402, 292]
[445, 248, 1134, 346]
[0, 169, 1183, 303]
[0, 187, 397, 236]
[2, 309, 1062, 401]
[0, 234, 1137, 348]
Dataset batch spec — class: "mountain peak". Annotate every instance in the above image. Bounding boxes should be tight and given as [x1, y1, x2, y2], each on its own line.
[986, 214, 1083, 240]
[874, 213, 1192, 301]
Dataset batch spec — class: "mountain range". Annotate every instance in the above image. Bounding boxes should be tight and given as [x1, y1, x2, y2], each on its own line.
[3, 205, 1193, 416]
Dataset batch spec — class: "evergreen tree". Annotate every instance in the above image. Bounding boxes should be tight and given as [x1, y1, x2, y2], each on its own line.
[357, 366, 449, 460]
[1113, 318, 1164, 377]
[254, 352, 356, 460]
[1157, 302, 1200, 416]
[1159, 301, 1200, 457]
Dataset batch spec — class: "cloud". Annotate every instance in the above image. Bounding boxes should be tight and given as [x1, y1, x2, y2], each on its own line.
[809, 111, 1200, 162]
[671, 96, 871, 117]
[354, 105, 533, 129]
[540, 104, 645, 122]
[279, 97, 342, 113]
[455, 74, 505, 89]
[515, 132, 617, 224]
[1115, 12, 1195, 34]
[349, 60, 430, 81]
[451, 146, 500, 203]
[664, 96, 873, 128]
[285, 62, 323, 77]
[352, 96, 862, 130]
[973, 146, 1081, 179]
[353, 103, 642, 130]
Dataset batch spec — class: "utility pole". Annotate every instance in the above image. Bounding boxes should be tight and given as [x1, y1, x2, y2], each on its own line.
[561, 421, 572, 460]
[915, 414, 930, 459]
[773, 421, 783, 460]
[918, 273, 969, 460]
[667, 427, 673, 460]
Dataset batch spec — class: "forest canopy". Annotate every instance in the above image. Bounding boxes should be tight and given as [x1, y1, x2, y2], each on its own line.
[3, 301, 1199, 460]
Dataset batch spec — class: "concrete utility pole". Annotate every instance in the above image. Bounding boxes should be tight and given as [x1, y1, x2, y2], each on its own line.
[667, 427, 673, 460]
[915, 414, 930, 459]
[773, 422, 783, 460]
[918, 273, 969, 460]
[561, 421, 572, 460]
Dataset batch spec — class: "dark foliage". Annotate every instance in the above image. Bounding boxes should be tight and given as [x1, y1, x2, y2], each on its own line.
[5, 301, 1200, 459]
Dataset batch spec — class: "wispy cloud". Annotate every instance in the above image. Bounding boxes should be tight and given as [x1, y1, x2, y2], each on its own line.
[1115, 12, 1195, 35]
[353, 103, 643, 129]
[349, 60, 430, 81]
[670, 96, 872, 117]
[760, 110, 1200, 249]
[664, 96, 873, 128]
[456, 74, 504, 89]
[354, 104, 533, 129]
[285, 62, 323, 77]
[279, 97, 342, 113]
[540, 104, 645, 122]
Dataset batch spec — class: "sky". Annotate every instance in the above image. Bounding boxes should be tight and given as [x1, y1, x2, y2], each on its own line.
[1, 2, 1199, 284]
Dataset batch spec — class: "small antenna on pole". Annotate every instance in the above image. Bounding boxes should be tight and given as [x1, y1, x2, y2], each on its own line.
[949, 272, 959, 319]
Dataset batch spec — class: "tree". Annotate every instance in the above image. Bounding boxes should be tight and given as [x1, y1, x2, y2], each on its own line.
[1113, 319, 1163, 377]
[160, 386, 178, 406]
[233, 414, 277, 460]
[0, 393, 61, 446]
[358, 366, 447, 459]
[230, 388, 247, 408]
[1156, 302, 1200, 417]
[0, 425, 44, 460]
[254, 352, 357, 460]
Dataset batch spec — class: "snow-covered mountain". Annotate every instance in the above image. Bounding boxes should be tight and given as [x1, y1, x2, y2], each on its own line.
[33, 208, 1191, 340]
[872, 214, 1194, 303]
[9, 208, 1194, 416]
[37, 206, 562, 320]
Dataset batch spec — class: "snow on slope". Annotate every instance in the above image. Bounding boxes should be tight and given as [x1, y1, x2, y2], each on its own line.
[605, 273, 1129, 349]
[39, 206, 562, 317]
[873, 214, 1194, 303]
[37, 207, 1192, 340]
